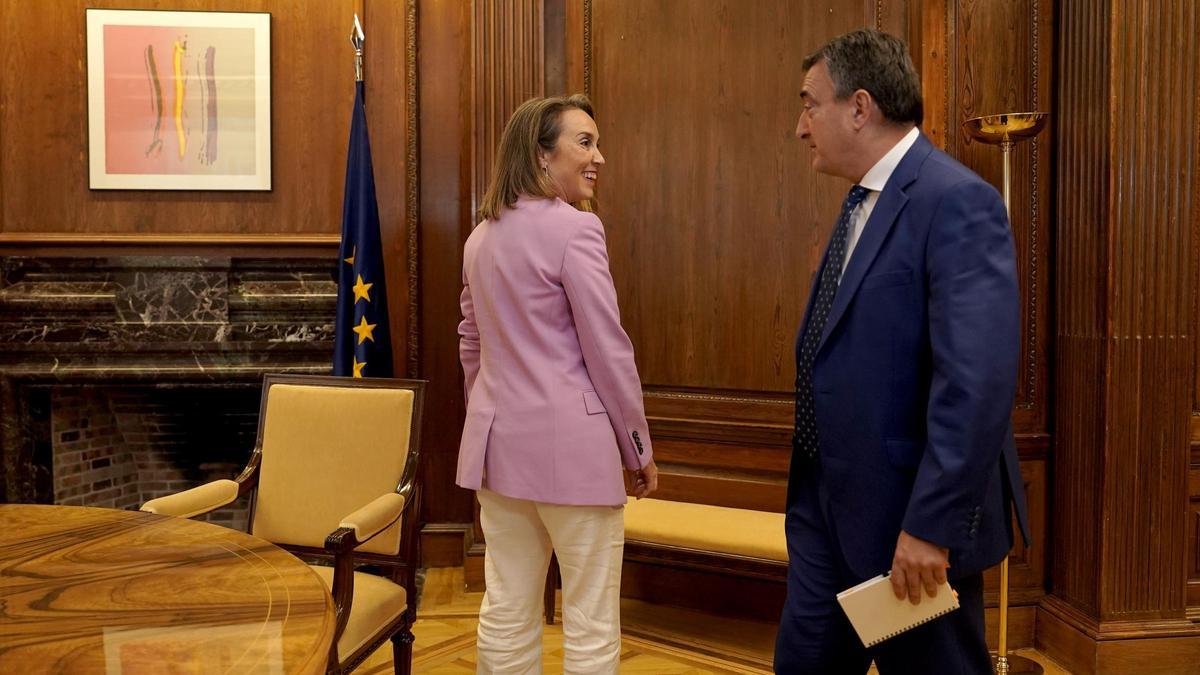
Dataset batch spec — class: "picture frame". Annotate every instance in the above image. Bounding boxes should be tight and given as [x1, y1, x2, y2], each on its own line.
[86, 9, 271, 190]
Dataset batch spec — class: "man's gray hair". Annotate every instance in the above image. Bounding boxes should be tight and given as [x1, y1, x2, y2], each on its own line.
[802, 29, 923, 126]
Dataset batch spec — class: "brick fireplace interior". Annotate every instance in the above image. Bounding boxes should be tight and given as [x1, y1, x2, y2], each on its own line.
[44, 385, 260, 529]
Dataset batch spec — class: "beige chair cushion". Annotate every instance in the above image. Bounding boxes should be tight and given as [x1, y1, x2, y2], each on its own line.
[252, 384, 414, 555]
[623, 498, 788, 562]
[308, 565, 407, 659]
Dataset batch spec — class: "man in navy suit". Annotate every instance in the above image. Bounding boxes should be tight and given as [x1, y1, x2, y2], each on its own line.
[774, 29, 1030, 674]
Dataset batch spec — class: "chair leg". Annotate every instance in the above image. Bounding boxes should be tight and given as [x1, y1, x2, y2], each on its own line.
[326, 643, 340, 675]
[544, 553, 559, 625]
[391, 620, 414, 675]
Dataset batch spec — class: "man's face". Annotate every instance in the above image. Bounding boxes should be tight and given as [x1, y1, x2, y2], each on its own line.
[795, 60, 857, 179]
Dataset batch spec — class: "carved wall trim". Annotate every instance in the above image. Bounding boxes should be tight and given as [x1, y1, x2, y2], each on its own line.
[582, 0, 592, 96]
[406, 0, 421, 378]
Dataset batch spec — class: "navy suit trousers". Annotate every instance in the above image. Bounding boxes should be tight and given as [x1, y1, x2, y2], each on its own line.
[773, 469, 993, 675]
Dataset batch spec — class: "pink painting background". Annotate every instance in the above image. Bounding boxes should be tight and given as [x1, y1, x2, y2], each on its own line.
[103, 24, 257, 175]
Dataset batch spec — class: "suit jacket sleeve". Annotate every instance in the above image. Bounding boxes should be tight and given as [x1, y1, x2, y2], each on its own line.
[561, 213, 653, 470]
[901, 179, 1020, 551]
[458, 262, 481, 406]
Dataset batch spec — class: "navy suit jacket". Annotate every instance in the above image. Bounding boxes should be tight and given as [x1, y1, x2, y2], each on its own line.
[790, 132, 1030, 580]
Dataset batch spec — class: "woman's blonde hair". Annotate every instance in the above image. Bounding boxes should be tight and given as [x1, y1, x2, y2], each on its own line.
[478, 94, 595, 220]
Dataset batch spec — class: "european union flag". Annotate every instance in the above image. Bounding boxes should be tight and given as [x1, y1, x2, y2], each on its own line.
[334, 81, 393, 378]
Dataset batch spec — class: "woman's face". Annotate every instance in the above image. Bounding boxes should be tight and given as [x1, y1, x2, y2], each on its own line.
[541, 108, 605, 203]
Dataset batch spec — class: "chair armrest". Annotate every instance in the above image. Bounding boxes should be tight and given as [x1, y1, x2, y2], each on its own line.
[322, 492, 410, 648]
[140, 479, 240, 518]
[338, 492, 406, 545]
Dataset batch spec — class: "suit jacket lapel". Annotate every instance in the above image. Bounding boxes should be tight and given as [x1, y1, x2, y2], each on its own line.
[817, 134, 933, 353]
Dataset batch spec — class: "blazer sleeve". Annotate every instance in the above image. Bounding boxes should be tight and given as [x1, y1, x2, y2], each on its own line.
[561, 213, 653, 470]
[458, 263, 481, 406]
[901, 179, 1020, 551]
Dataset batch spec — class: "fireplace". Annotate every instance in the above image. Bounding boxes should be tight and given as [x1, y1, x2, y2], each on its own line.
[0, 256, 337, 525]
[44, 385, 260, 528]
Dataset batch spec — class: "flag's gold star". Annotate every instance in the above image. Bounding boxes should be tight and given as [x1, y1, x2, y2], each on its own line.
[343, 245, 356, 266]
[352, 316, 377, 345]
[352, 357, 366, 378]
[352, 274, 373, 303]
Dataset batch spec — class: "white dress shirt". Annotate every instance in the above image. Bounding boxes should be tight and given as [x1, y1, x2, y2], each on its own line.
[841, 126, 921, 279]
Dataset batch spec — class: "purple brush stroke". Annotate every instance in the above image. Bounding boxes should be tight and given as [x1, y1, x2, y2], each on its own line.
[143, 45, 164, 157]
[204, 46, 218, 164]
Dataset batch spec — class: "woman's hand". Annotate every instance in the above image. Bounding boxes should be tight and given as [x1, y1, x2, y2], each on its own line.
[627, 459, 658, 499]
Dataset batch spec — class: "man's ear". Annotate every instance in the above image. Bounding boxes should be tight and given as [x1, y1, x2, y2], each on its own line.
[850, 89, 875, 130]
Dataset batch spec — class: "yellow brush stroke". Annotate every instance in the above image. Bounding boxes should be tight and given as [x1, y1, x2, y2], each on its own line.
[173, 41, 186, 159]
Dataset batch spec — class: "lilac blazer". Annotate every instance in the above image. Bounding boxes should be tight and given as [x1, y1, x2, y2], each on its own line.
[456, 196, 652, 506]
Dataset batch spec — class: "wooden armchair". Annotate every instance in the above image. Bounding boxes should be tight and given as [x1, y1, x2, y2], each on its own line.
[141, 374, 426, 675]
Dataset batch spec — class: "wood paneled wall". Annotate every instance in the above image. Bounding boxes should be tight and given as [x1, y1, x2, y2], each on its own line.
[3, 1, 337, 238]
[415, 0, 1054, 618]
[0, 0, 417, 375]
[1045, 0, 1200, 671]
[585, 0, 1051, 606]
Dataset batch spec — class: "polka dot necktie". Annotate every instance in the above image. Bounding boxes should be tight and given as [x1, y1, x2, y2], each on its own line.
[793, 184, 870, 465]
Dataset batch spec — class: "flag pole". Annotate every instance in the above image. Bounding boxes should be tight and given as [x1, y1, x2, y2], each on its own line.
[351, 14, 364, 83]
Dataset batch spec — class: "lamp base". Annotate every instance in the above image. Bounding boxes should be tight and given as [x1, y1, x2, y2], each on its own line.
[991, 652, 1044, 674]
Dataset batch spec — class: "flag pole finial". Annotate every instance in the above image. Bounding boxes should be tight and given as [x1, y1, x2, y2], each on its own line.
[351, 14, 365, 82]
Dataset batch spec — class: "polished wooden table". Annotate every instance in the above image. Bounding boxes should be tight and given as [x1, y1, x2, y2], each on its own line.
[0, 504, 335, 674]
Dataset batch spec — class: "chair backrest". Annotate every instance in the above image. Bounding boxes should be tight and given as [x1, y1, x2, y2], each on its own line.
[249, 375, 424, 556]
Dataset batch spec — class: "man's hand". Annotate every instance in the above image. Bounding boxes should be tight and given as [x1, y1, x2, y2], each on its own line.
[890, 530, 949, 605]
[627, 459, 658, 499]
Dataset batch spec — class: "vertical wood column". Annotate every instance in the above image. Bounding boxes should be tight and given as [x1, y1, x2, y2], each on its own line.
[472, 0, 545, 207]
[1043, 1, 1200, 672]
[416, 0, 551, 584]
[462, 0, 548, 590]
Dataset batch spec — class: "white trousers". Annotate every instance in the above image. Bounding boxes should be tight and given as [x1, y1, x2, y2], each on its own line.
[475, 488, 624, 675]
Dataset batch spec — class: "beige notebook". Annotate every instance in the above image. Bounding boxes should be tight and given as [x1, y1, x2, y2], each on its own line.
[836, 574, 959, 647]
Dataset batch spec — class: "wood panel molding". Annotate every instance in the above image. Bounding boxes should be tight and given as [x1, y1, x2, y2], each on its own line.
[0, 233, 338, 258]
[1038, 598, 1200, 675]
[404, 0, 421, 378]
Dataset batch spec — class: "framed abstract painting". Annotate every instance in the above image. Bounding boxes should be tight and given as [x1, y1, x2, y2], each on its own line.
[86, 9, 271, 190]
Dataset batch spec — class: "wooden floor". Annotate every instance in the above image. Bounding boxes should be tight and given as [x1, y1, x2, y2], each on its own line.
[352, 567, 1072, 674]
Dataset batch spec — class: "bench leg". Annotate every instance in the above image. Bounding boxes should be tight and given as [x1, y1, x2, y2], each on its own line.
[544, 553, 558, 625]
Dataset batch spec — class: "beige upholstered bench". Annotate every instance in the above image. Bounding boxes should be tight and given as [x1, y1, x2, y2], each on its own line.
[544, 498, 788, 622]
[622, 498, 788, 564]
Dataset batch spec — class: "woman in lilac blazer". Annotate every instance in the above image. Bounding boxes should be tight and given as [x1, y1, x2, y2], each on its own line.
[457, 94, 656, 674]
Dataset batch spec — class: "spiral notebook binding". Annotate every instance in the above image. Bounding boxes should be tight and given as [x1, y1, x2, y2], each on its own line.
[863, 605, 959, 647]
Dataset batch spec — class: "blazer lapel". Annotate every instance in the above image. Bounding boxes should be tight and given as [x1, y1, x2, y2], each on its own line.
[817, 134, 933, 353]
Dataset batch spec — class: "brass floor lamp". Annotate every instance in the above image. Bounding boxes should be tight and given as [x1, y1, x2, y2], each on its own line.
[961, 112, 1048, 675]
